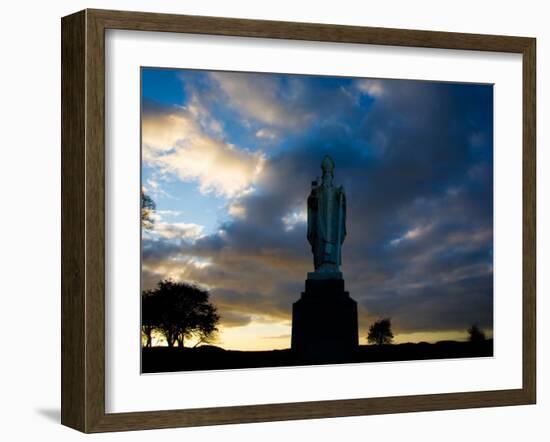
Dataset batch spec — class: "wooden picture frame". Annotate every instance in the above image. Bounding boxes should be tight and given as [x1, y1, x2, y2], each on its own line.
[61, 8, 536, 433]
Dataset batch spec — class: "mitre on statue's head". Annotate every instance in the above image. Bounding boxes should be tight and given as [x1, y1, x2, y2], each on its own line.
[321, 155, 335, 175]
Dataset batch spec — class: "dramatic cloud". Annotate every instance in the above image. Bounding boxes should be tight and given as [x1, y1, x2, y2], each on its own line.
[255, 128, 279, 141]
[148, 222, 204, 240]
[141, 69, 494, 348]
[142, 102, 265, 198]
[209, 72, 309, 128]
[142, 105, 196, 153]
[282, 208, 307, 231]
[356, 79, 385, 97]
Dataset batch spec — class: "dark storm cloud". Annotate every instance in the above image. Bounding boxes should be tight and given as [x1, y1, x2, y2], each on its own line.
[142, 73, 493, 337]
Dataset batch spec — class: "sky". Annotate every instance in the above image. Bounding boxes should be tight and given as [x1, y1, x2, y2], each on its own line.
[141, 67, 494, 350]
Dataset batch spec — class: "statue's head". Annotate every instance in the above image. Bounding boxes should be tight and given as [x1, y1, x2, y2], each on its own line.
[321, 155, 334, 186]
[321, 155, 335, 175]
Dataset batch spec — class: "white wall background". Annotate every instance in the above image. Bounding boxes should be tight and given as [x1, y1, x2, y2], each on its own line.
[0, 0, 547, 440]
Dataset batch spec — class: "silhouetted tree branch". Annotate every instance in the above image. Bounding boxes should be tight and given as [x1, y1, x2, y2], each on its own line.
[141, 190, 156, 230]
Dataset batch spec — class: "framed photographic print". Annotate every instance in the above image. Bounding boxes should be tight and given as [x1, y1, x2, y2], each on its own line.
[61, 9, 536, 433]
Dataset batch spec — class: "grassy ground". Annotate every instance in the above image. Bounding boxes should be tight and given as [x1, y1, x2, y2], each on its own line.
[141, 339, 493, 373]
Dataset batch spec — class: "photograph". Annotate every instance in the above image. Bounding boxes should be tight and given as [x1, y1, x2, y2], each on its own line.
[0, 0, 543, 436]
[140, 67, 494, 373]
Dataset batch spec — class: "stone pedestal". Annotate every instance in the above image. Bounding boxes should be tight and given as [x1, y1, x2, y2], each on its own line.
[291, 278, 358, 362]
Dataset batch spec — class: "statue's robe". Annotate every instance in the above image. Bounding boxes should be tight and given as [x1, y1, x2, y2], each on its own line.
[307, 182, 346, 272]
